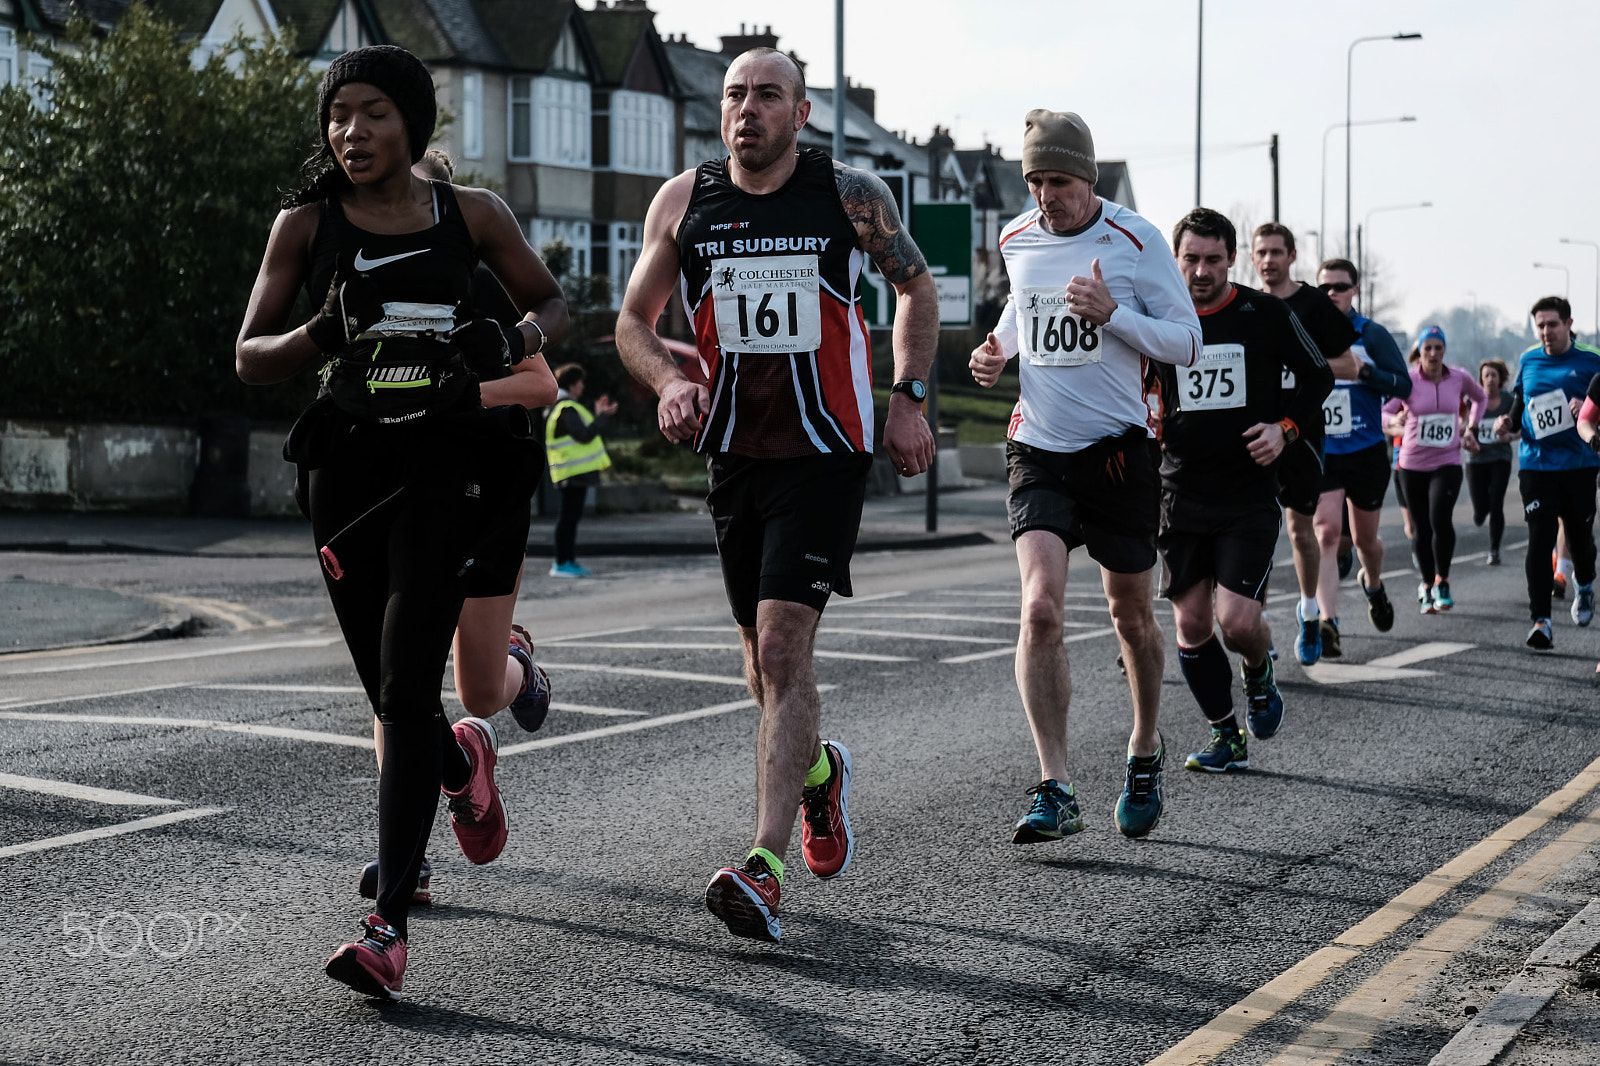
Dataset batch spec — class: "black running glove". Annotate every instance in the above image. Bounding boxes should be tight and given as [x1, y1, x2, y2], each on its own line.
[452, 318, 525, 375]
[305, 267, 384, 352]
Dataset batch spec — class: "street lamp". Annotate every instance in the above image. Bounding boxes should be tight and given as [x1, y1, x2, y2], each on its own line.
[1533, 262, 1571, 299]
[1321, 116, 1415, 263]
[1362, 201, 1431, 313]
[1560, 237, 1599, 344]
[1346, 33, 1422, 255]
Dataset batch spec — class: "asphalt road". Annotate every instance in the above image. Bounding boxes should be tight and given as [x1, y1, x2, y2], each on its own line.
[1, 513, 1597, 1065]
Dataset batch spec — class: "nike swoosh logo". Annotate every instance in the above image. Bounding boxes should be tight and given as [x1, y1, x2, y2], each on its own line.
[353, 248, 427, 271]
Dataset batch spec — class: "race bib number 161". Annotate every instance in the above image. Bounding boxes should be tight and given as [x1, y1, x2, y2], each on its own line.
[711, 255, 823, 354]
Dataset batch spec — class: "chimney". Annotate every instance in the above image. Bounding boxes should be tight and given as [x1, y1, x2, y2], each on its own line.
[720, 23, 780, 56]
[846, 79, 875, 119]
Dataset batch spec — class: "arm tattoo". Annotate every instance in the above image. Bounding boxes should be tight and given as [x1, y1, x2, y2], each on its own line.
[834, 162, 928, 285]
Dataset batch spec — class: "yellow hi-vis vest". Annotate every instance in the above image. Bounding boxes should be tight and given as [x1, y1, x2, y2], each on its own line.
[545, 399, 611, 483]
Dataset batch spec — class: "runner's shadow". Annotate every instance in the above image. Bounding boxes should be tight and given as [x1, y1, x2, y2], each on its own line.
[1243, 768, 1528, 816]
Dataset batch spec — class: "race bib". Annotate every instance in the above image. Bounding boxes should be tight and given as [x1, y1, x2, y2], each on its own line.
[1416, 412, 1457, 448]
[1528, 389, 1574, 440]
[1477, 420, 1500, 445]
[1323, 387, 1352, 436]
[1019, 287, 1103, 367]
[1180, 344, 1247, 412]
[710, 256, 822, 354]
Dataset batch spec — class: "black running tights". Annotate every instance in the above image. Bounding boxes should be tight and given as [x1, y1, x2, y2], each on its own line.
[1397, 465, 1463, 585]
[308, 426, 478, 939]
[1520, 468, 1600, 621]
[555, 484, 588, 564]
[1465, 460, 1511, 553]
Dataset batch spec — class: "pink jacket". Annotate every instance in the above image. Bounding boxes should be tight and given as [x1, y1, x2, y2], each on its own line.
[1383, 365, 1486, 472]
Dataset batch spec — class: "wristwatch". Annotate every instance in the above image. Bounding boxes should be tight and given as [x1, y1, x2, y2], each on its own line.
[890, 379, 927, 402]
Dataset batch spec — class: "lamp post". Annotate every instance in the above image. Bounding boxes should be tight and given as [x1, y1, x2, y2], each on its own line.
[1533, 262, 1571, 299]
[832, 0, 845, 162]
[1195, 0, 1204, 205]
[1321, 116, 1414, 262]
[1362, 201, 1431, 313]
[1560, 237, 1600, 344]
[1346, 33, 1422, 256]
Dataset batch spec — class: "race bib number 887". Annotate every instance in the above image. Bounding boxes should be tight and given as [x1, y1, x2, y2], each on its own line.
[711, 255, 822, 354]
[1527, 389, 1574, 440]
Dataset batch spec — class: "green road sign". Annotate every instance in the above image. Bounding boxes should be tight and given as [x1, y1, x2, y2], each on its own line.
[858, 194, 973, 330]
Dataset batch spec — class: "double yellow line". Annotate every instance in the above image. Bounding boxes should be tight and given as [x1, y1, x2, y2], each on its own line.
[1149, 754, 1600, 1065]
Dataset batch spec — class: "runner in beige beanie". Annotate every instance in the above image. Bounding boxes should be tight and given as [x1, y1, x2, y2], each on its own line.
[1021, 109, 1098, 184]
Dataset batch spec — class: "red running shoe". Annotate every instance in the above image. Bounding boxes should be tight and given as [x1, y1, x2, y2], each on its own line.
[443, 717, 508, 865]
[800, 740, 854, 879]
[325, 914, 407, 999]
[704, 854, 782, 942]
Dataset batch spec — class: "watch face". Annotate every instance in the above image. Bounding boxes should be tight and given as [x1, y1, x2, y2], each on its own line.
[905, 380, 926, 401]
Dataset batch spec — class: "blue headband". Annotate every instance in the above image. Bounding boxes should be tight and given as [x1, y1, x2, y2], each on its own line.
[1418, 325, 1446, 349]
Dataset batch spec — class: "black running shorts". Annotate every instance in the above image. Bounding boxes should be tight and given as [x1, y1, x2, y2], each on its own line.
[1321, 441, 1391, 512]
[706, 452, 872, 628]
[1159, 492, 1282, 601]
[1275, 438, 1325, 516]
[1006, 429, 1159, 574]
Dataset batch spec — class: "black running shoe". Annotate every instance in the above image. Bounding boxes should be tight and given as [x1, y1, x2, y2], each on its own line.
[1319, 617, 1342, 658]
[1360, 569, 1394, 633]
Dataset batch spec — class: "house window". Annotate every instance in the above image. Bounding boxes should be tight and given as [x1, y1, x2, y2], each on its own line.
[321, 0, 373, 57]
[508, 76, 532, 161]
[522, 75, 589, 168]
[609, 222, 643, 310]
[527, 219, 590, 278]
[548, 22, 587, 77]
[610, 90, 673, 177]
[461, 71, 483, 159]
[0, 28, 16, 87]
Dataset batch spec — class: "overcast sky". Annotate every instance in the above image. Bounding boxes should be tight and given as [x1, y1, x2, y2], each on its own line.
[649, 0, 1596, 344]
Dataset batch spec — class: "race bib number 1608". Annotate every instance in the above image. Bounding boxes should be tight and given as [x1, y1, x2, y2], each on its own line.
[711, 255, 823, 354]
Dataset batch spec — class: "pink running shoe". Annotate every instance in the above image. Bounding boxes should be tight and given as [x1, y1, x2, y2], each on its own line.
[325, 914, 406, 999]
[444, 717, 508, 865]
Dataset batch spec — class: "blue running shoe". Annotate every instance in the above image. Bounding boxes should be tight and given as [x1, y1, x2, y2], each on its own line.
[1114, 736, 1164, 838]
[1011, 779, 1085, 844]
[1242, 659, 1284, 740]
[1295, 602, 1321, 666]
[548, 561, 592, 578]
[505, 637, 552, 732]
[1526, 618, 1553, 650]
[1573, 584, 1594, 627]
[1433, 579, 1454, 611]
[1185, 728, 1249, 772]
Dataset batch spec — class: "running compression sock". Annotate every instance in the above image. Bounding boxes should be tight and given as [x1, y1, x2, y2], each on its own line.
[1177, 636, 1234, 724]
[804, 746, 832, 788]
[749, 847, 785, 884]
[1299, 596, 1319, 621]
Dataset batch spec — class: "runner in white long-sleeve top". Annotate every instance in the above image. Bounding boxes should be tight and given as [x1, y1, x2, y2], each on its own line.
[970, 109, 1202, 843]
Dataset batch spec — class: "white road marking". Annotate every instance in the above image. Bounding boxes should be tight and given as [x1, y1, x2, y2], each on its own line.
[540, 662, 751, 687]
[1304, 641, 1474, 685]
[1379, 568, 1412, 580]
[1367, 641, 1475, 669]
[0, 772, 183, 806]
[821, 627, 1011, 645]
[151, 595, 283, 632]
[0, 637, 341, 676]
[0, 807, 228, 861]
[939, 626, 1118, 664]
[0, 711, 375, 748]
[0, 683, 193, 712]
[840, 590, 910, 604]
[548, 702, 646, 718]
[198, 684, 362, 694]
[1503, 539, 1529, 552]
[830, 611, 1101, 627]
[501, 698, 758, 756]
[538, 640, 914, 664]
[814, 650, 916, 662]
[519, 624, 648, 643]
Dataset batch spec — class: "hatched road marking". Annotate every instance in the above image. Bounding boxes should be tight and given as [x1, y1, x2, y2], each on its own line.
[0, 808, 229, 861]
[1304, 642, 1475, 685]
[0, 637, 341, 676]
[0, 772, 183, 806]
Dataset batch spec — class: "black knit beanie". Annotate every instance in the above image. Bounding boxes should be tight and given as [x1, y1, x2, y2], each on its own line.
[318, 45, 436, 163]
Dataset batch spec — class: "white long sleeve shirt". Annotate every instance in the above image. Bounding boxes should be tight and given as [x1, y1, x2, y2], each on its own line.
[994, 200, 1201, 453]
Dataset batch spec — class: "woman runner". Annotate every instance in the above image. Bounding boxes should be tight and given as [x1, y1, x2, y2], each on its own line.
[1382, 326, 1485, 613]
[236, 45, 567, 997]
[1466, 358, 1516, 565]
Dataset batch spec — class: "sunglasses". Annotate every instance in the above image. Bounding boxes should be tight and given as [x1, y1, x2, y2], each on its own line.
[1318, 282, 1355, 294]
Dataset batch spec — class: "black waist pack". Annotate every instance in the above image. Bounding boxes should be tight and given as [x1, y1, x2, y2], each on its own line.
[321, 336, 480, 426]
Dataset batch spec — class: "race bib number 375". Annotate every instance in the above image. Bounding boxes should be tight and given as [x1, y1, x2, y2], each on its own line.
[1019, 287, 1101, 366]
[711, 255, 822, 354]
[1181, 344, 1247, 412]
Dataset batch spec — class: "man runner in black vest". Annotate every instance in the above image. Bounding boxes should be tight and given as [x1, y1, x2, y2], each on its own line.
[617, 48, 938, 942]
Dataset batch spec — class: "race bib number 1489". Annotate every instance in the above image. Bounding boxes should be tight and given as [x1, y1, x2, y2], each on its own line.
[711, 255, 823, 354]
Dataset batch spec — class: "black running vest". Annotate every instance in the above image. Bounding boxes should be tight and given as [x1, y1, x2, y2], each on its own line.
[677, 148, 873, 459]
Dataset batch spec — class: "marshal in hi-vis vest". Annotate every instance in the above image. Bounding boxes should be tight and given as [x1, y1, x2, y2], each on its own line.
[545, 399, 611, 483]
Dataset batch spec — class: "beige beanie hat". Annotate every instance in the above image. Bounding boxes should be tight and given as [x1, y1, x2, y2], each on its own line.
[1021, 109, 1097, 184]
